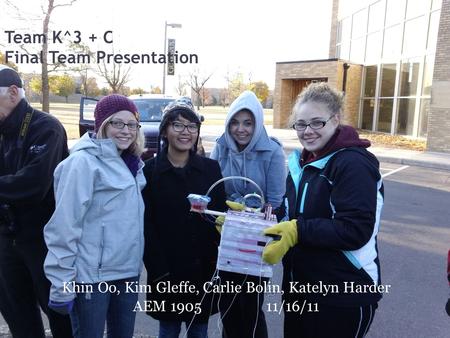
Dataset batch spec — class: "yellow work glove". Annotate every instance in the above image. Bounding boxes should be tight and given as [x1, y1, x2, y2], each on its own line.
[262, 220, 298, 265]
[226, 200, 246, 211]
[215, 200, 246, 233]
[215, 215, 225, 233]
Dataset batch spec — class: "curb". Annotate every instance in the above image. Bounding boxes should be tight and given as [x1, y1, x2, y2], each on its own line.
[280, 144, 450, 171]
[374, 155, 450, 171]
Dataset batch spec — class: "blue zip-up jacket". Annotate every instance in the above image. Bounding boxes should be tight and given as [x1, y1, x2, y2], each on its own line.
[44, 133, 146, 302]
[279, 126, 384, 307]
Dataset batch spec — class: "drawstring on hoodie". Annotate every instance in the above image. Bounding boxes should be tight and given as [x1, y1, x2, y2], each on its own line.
[228, 151, 249, 196]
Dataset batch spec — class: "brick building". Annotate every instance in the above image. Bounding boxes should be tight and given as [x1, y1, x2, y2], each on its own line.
[273, 0, 450, 153]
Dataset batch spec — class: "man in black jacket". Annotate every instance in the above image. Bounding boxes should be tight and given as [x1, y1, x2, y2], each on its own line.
[0, 66, 72, 337]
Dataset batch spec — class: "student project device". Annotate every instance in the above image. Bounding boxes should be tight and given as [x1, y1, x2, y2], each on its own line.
[187, 176, 280, 277]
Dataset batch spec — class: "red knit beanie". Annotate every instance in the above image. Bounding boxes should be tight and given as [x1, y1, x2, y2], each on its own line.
[94, 94, 139, 132]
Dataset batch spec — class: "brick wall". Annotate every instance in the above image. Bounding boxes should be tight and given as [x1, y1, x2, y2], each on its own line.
[273, 60, 362, 129]
[341, 63, 363, 127]
[428, 0, 450, 153]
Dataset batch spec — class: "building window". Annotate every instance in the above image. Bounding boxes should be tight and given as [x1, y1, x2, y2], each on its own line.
[366, 31, 383, 63]
[432, 0, 442, 10]
[403, 16, 427, 57]
[382, 24, 402, 60]
[396, 98, 416, 135]
[336, 20, 342, 44]
[399, 59, 420, 97]
[341, 16, 352, 43]
[340, 41, 350, 60]
[406, 0, 432, 20]
[350, 36, 366, 63]
[352, 8, 368, 38]
[385, 0, 406, 27]
[337, 16, 352, 60]
[378, 99, 394, 132]
[368, 0, 386, 33]
[364, 65, 378, 96]
[427, 10, 440, 52]
[380, 63, 397, 97]
[362, 99, 375, 130]
[334, 0, 441, 137]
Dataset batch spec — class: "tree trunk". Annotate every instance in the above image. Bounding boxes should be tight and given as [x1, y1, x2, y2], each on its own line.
[41, 0, 54, 113]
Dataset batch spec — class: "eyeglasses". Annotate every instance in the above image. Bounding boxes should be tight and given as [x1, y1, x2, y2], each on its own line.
[171, 121, 199, 133]
[292, 115, 336, 131]
[109, 120, 141, 131]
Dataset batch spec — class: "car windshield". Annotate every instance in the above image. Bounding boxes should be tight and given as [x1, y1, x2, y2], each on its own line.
[132, 98, 174, 122]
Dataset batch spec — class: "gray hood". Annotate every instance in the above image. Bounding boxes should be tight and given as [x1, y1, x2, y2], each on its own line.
[71, 132, 120, 158]
[223, 90, 270, 153]
[212, 90, 282, 206]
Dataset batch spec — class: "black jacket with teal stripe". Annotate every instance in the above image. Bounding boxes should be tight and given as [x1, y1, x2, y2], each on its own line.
[278, 146, 384, 307]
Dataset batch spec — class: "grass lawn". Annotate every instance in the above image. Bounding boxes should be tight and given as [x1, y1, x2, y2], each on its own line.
[63, 123, 80, 140]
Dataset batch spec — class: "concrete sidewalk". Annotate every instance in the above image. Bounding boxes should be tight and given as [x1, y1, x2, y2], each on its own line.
[269, 127, 450, 171]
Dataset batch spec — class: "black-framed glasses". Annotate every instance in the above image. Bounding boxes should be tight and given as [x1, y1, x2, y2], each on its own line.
[292, 115, 336, 131]
[171, 121, 199, 133]
[109, 120, 141, 131]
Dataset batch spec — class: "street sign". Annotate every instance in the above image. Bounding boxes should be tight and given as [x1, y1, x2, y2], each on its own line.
[167, 38, 175, 75]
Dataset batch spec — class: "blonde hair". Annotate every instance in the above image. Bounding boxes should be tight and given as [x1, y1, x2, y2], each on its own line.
[96, 114, 145, 157]
[290, 82, 344, 126]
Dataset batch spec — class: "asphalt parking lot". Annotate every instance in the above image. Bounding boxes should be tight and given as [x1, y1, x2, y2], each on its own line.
[1, 113, 449, 337]
[130, 162, 450, 338]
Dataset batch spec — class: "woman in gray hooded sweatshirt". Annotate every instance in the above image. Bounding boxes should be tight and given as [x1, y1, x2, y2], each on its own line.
[210, 90, 286, 338]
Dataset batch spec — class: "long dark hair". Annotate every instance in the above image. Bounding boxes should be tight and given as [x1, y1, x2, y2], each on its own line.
[157, 103, 201, 156]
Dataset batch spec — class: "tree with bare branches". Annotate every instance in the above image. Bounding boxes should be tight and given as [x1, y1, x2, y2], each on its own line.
[97, 57, 131, 94]
[68, 42, 96, 96]
[175, 75, 187, 96]
[186, 69, 213, 110]
[41, 0, 78, 112]
[4, 0, 78, 112]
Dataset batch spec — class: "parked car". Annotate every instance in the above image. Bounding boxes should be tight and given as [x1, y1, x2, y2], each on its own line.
[79, 94, 205, 159]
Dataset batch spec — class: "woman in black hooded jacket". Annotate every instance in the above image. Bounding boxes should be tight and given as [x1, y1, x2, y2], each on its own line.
[263, 83, 384, 338]
[142, 102, 226, 337]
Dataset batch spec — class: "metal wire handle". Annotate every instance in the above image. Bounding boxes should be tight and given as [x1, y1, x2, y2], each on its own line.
[205, 176, 265, 207]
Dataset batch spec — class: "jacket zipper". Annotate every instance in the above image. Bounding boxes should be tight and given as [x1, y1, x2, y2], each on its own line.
[299, 182, 309, 214]
[98, 225, 105, 278]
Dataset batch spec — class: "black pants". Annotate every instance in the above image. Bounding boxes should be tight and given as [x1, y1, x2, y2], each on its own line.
[218, 271, 268, 338]
[284, 301, 377, 338]
[0, 236, 72, 338]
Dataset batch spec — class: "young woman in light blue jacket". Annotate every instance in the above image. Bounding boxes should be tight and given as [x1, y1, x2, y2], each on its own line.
[210, 90, 286, 338]
[43, 94, 146, 338]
